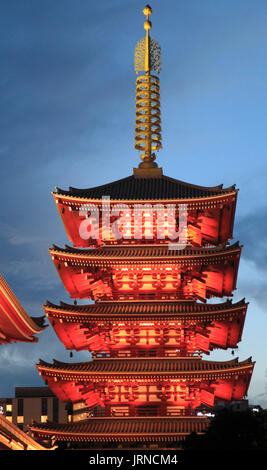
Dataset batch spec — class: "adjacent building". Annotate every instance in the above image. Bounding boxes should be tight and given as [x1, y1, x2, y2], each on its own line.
[0, 414, 50, 450]
[0, 274, 48, 449]
[0, 273, 46, 345]
[0, 387, 72, 433]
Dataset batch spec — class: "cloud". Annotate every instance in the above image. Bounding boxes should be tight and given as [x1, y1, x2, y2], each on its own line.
[233, 206, 267, 310]
[249, 391, 267, 408]
[0, 0, 136, 182]
[0, 324, 91, 397]
[238, 279, 267, 312]
[235, 207, 267, 272]
[0, 222, 47, 247]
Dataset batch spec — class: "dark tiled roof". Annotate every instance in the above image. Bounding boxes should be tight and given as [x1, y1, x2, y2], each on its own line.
[50, 242, 241, 260]
[38, 357, 254, 375]
[30, 316, 47, 328]
[30, 416, 209, 441]
[55, 174, 236, 201]
[45, 298, 247, 316]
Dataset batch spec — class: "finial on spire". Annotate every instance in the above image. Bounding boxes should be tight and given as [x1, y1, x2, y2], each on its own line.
[143, 5, 152, 73]
[135, 5, 161, 76]
[143, 4, 152, 17]
[134, 6, 162, 178]
[143, 4, 152, 27]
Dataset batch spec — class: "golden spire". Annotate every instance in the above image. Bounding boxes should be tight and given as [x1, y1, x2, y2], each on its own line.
[134, 5, 162, 177]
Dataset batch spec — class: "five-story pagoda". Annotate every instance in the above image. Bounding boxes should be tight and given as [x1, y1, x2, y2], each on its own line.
[30, 6, 254, 449]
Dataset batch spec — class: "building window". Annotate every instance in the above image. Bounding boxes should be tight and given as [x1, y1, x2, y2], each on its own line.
[17, 399, 23, 416]
[41, 415, 48, 423]
[53, 398, 59, 423]
[65, 402, 73, 418]
[5, 403, 12, 416]
[17, 416, 24, 424]
[41, 398, 48, 416]
[73, 402, 84, 411]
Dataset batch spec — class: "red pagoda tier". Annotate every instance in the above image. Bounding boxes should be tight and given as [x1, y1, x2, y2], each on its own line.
[0, 273, 46, 345]
[49, 243, 241, 302]
[53, 175, 237, 248]
[30, 6, 254, 449]
[37, 357, 254, 413]
[44, 299, 248, 356]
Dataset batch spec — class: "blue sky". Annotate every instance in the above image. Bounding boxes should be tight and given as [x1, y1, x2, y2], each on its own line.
[0, 0, 267, 407]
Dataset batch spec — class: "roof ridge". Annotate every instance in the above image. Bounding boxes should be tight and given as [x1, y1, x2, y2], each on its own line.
[69, 175, 134, 193]
[44, 298, 246, 309]
[54, 174, 237, 201]
[161, 174, 236, 192]
[49, 241, 241, 255]
[38, 356, 254, 369]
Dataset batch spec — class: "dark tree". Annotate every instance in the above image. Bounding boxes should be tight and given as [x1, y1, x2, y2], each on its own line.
[182, 408, 267, 450]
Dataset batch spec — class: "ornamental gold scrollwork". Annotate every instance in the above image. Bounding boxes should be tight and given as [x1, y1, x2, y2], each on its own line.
[135, 37, 161, 75]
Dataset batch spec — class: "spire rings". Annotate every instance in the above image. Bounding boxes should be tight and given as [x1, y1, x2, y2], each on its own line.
[135, 74, 162, 153]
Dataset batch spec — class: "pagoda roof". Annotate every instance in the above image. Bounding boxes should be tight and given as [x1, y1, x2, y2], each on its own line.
[50, 242, 241, 264]
[0, 273, 47, 344]
[44, 298, 248, 323]
[0, 415, 51, 450]
[29, 416, 209, 443]
[55, 174, 236, 201]
[37, 356, 254, 378]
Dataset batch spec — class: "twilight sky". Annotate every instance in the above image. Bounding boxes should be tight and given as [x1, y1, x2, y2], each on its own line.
[0, 0, 267, 407]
